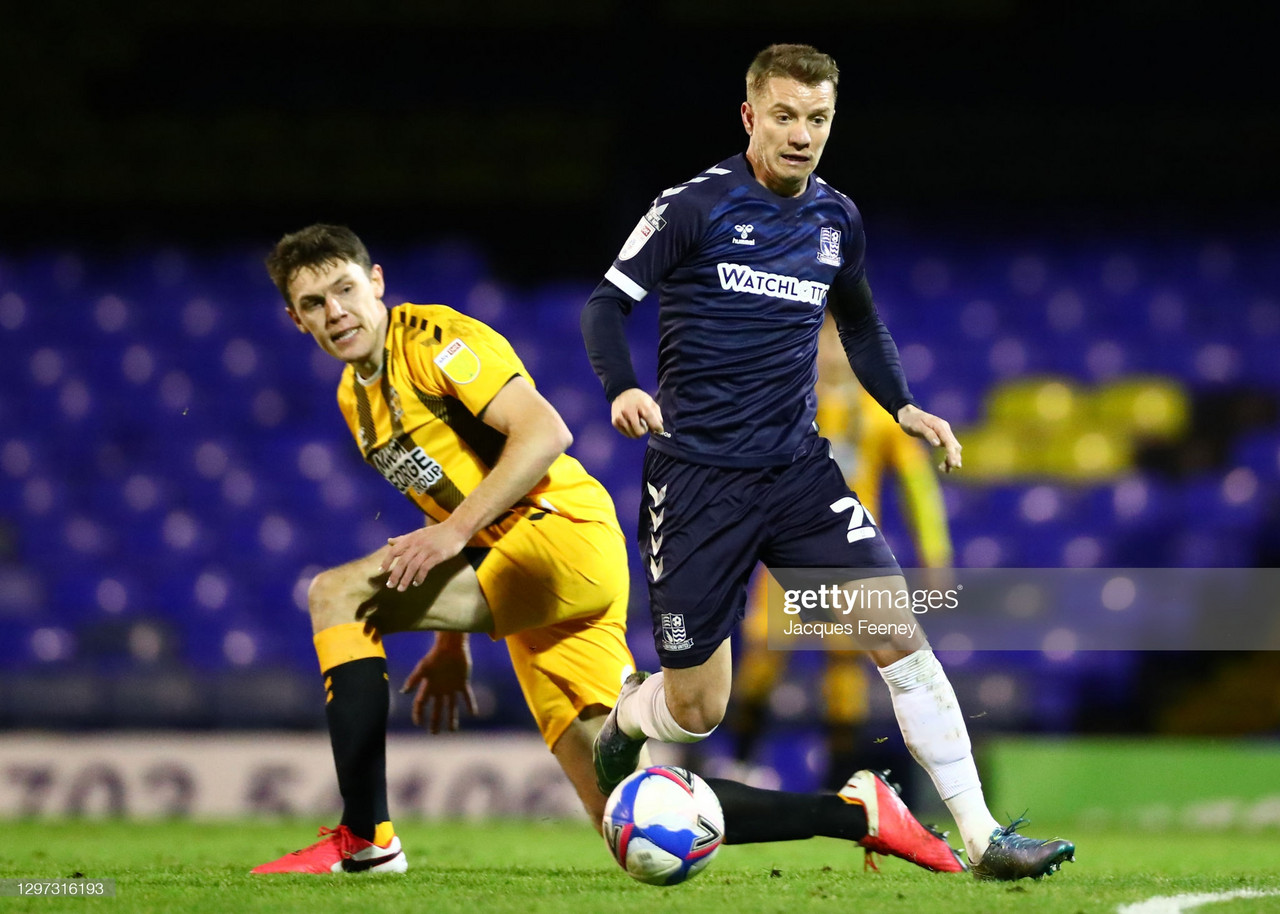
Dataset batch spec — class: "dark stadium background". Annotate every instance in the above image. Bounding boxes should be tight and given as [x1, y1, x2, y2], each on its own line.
[5, 3, 1277, 265]
[1, 1, 1277, 821]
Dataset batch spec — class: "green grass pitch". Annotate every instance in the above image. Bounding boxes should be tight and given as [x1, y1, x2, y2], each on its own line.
[2, 820, 1279, 913]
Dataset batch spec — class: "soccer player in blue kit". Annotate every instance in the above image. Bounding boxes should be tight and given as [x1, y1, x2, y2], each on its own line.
[581, 43, 1075, 880]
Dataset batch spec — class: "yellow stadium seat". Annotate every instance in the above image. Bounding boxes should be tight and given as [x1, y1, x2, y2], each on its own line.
[987, 377, 1087, 426]
[1094, 377, 1190, 440]
[948, 427, 1027, 480]
[949, 375, 1185, 482]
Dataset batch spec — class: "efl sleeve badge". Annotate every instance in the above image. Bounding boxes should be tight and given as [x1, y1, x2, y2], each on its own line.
[433, 338, 481, 384]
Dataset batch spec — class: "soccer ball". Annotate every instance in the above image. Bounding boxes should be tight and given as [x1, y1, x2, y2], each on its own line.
[602, 766, 724, 886]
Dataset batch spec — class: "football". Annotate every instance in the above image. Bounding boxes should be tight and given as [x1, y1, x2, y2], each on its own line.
[601, 766, 725, 886]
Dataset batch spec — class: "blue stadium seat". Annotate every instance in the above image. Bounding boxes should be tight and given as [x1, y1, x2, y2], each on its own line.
[1233, 430, 1280, 480]
[1, 235, 1277, 731]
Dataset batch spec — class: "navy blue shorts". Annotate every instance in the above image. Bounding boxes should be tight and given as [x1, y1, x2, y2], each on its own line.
[639, 437, 901, 668]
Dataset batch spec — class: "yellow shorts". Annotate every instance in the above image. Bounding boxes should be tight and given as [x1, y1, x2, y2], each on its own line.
[477, 513, 635, 749]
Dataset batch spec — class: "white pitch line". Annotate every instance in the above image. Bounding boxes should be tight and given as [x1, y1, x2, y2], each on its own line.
[1118, 889, 1280, 913]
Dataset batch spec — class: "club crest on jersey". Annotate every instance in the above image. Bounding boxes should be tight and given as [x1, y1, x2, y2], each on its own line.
[817, 226, 842, 267]
[618, 203, 669, 261]
[732, 223, 755, 246]
[660, 613, 693, 652]
[434, 338, 480, 384]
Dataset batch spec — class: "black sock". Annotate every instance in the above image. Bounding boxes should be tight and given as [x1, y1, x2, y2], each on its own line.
[706, 778, 868, 845]
[823, 723, 862, 792]
[324, 656, 389, 842]
[728, 699, 769, 762]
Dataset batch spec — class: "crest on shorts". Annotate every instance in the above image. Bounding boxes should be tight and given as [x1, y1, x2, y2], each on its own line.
[660, 613, 693, 652]
[817, 226, 842, 267]
[434, 338, 480, 384]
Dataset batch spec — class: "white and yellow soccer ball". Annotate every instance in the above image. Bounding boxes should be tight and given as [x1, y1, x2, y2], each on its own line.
[602, 766, 725, 886]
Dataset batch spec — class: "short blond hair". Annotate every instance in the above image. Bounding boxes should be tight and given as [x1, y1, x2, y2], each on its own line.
[746, 43, 839, 104]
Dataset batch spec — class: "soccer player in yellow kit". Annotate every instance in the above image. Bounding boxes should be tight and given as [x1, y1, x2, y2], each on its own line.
[253, 224, 634, 874]
[251, 224, 964, 875]
[730, 316, 953, 789]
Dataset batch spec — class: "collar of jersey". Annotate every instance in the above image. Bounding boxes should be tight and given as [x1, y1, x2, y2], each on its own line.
[355, 362, 385, 387]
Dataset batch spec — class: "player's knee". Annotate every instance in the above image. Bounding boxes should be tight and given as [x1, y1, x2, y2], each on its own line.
[306, 567, 349, 627]
[664, 689, 726, 737]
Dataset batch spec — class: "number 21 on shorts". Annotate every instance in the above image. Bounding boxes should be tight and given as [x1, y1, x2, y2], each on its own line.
[830, 496, 877, 543]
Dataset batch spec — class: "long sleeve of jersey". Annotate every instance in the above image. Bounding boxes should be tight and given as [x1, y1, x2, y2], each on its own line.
[580, 279, 641, 401]
[828, 274, 915, 420]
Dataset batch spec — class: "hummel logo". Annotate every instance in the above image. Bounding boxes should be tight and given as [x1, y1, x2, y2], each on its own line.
[646, 482, 667, 506]
[649, 556, 664, 580]
[732, 224, 756, 247]
[649, 508, 665, 531]
[650, 534, 663, 553]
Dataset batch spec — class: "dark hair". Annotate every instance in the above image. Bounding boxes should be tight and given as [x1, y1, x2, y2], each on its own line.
[265, 223, 373, 307]
[746, 44, 840, 104]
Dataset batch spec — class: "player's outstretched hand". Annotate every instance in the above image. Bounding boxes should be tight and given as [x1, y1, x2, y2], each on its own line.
[382, 523, 468, 591]
[897, 404, 963, 473]
[401, 635, 477, 733]
[611, 388, 665, 439]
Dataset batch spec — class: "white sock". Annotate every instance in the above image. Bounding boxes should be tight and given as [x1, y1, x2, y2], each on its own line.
[616, 671, 714, 744]
[878, 650, 1000, 862]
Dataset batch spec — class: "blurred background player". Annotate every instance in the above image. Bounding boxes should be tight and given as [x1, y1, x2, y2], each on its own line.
[252, 223, 965, 876]
[728, 315, 954, 793]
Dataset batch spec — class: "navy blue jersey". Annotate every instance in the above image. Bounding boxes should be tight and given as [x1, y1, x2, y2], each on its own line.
[604, 153, 867, 468]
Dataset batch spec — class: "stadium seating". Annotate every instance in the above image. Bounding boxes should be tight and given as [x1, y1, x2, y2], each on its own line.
[1, 236, 1276, 743]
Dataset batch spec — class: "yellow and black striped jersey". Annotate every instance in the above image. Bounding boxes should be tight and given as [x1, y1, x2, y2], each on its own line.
[336, 303, 621, 547]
